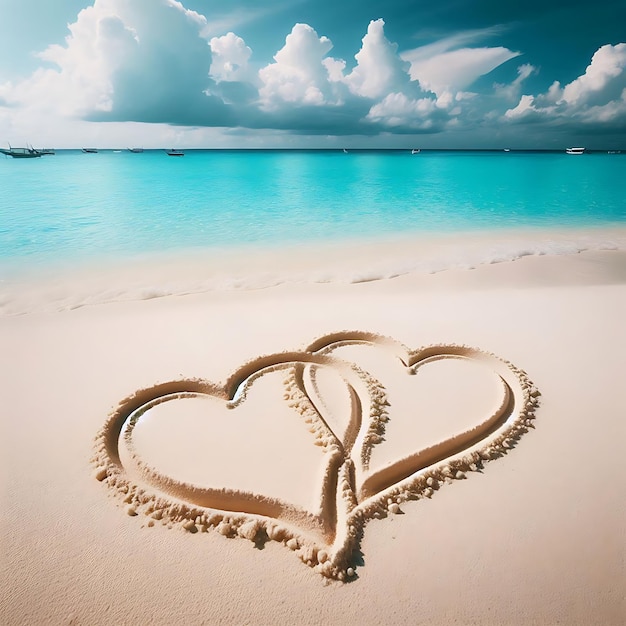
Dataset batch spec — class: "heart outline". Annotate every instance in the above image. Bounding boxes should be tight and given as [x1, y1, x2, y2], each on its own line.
[93, 331, 540, 580]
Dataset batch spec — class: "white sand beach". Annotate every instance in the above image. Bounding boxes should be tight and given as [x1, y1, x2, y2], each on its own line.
[1, 232, 625, 625]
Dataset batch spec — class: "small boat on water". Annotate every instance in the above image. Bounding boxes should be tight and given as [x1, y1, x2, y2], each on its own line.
[166, 149, 184, 157]
[82, 148, 98, 153]
[0, 144, 44, 158]
[566, 147, 585, 155]
[128, 147, 144, 153]
[411, 148, 421, 154]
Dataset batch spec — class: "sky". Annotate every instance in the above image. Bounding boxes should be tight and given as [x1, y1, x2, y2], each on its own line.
[0, 0, 625, 149]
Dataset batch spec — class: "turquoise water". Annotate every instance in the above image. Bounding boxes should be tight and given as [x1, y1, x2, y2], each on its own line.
[1, 149, 625, 271]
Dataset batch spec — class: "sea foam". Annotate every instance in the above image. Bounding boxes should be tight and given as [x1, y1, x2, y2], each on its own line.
[1, 226, 625, 315]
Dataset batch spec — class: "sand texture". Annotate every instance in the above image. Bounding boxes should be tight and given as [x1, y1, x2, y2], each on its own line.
[94, 333, 538, 580]
[1, 241, 625, 625]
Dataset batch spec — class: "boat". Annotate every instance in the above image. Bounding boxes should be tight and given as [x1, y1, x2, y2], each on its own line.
[166, 149, 184, 157]
[343, 148, 348, 154]
[0, 145, 43, 158]
[128, 147, 144, 153]
[39, 148, 55, 156]
[82, 148, 98, 153]
[411, 149, 421, 154]
[566, 147, 585, 155]
[504, 148, 511, 152]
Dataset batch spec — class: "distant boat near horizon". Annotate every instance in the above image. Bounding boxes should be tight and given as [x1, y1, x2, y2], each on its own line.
[411, 148, 421, 154]
[566, 147, 585, 155]
[82, 148, 98, 154]
[166, 149, 184, 157]
[1, 144, 43, 158]
[128, 147, 144, 153]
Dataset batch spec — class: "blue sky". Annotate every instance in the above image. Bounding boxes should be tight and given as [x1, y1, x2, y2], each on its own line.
[0, 0, 624, 148]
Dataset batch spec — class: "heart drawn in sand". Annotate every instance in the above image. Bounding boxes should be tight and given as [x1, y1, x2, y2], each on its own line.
[93, 331, 539, 581]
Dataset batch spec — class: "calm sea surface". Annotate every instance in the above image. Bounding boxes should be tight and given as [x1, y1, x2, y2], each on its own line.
[1, 149, 625, 272]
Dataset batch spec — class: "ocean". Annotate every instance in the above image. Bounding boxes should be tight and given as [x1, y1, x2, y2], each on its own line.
[1, 149, 625, 312]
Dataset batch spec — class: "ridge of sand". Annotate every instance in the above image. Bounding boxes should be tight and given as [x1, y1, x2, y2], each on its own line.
[92, 332, 539, 581]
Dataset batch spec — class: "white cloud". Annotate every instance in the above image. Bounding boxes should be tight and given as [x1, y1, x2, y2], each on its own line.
[545, 81, 563, 104]
[323, 57, 348, 83]
[504, 94, 540, 120]
[560, 43, 626, 106]
[366, 92, 441, 129]
[209, 32, 252, 82]
[494, 63, 537, 101]
[577, 88, 626, 124]
[401, 26, 520, 101]
[343, 19, 410, 99]
[1, 7, 139, 116]
[164, 0, 207, 28]
[256, 18, 445, 133]
[504, 43, 626, 126]
[405, 25, 509, 61]
[403, 46, 520, 97]
[0, 0, 218, 123]
[258, 23, 339, 109]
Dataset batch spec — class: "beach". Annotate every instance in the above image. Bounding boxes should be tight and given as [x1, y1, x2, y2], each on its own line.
[1, 233, 625, 625]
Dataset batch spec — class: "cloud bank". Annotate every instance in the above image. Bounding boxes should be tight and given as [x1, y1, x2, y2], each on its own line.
[505, 43, 626, 130]
[1, 0, 625, 145]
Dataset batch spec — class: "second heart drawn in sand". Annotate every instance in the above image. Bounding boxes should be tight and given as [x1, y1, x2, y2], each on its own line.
[93, 331, 540, 580]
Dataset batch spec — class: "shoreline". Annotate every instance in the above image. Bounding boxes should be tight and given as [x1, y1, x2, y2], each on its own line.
[2, 223, 626, 316]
